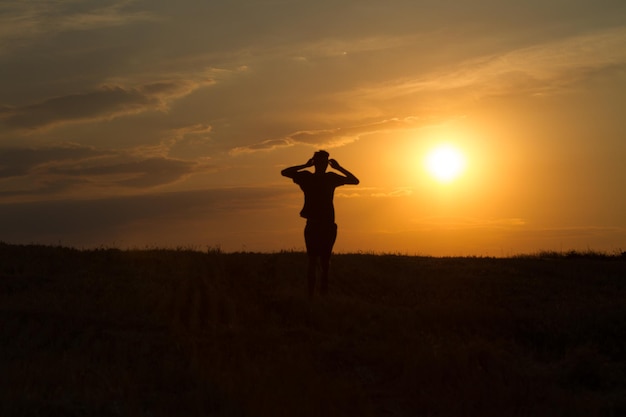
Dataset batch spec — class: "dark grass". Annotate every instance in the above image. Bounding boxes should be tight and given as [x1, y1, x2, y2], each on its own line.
[1, 242, 625, 416]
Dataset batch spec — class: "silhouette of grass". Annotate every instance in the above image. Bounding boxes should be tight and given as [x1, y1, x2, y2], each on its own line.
[1, 243, 625, 416]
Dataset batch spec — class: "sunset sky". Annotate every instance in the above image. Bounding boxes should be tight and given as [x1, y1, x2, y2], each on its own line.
[2, 0, 626, 256]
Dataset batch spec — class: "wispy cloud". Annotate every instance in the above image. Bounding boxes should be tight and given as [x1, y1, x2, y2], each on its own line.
[118, 123, 215, 160]
[369, 188, 415, 198]
[334, 187, 415, 199]
[0, 79, 215, 131]
[409, 216, 527, 231]
[0, 144, 113, 178]
[0, 143, 212, 202]
[349, 26, 626, 101]
[47, 157, 198, 189]
[231, 117, 429, 154]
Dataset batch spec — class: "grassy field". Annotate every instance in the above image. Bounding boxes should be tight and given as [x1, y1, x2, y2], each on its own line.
[1, 243, 625, 417]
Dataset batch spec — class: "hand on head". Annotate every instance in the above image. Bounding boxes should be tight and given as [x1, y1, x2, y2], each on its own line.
[329, 159, 340, 169]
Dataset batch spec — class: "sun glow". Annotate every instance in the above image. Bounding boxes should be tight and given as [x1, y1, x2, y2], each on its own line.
[425, 144, 466, 183]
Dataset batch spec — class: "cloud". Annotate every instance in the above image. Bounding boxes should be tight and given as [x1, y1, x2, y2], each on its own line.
[409, 217, 527, 231]
[0, 186, 294, 247]
[0, 0, 158, 54]
[334, 187, 415, 199]
[116, 123, 215, 160]
[48, 157, 198, 188]
[231, 138, 294, 154]
[1, 85, 154, 130]
[166, 123, 214, 156]
[458, 27, 626, 95]
[368, 188, 415, 198]
[0, 80, 214, 131]
[0, 143, 210, 201]
[348, 26, 626, 101]
[231, 117, 428, 154]
[0, 144, 113, 178]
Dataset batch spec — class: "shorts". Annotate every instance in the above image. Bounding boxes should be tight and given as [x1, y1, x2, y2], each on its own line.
[304, 221, 337, 257]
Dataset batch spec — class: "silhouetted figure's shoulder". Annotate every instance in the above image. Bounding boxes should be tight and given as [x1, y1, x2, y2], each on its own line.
[290, 170, 312, 183]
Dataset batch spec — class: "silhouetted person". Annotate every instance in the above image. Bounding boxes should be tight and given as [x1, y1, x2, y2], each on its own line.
[281, 150, 359, 297]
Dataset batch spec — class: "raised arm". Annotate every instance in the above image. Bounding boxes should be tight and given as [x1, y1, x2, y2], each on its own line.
[329, 159, 360, 185]
[281, 159, 314, 179]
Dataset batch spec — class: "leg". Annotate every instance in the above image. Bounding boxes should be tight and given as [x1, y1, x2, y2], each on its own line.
[307, 255, 318, 298]
[319, 223, 337, 296]
[304, 222, 318, 297]
[319, 254, 330, 295]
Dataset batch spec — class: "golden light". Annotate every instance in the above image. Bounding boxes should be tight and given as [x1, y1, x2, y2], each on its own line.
[424, 144, 466, 183]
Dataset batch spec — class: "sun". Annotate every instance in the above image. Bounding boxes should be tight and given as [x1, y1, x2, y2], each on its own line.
[424, 144, 466, 183]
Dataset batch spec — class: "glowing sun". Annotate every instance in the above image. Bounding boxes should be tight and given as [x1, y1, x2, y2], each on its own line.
[425, 144, 466, 183]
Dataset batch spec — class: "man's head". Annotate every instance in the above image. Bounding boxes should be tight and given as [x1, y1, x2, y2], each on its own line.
[313, 150, 329, 172]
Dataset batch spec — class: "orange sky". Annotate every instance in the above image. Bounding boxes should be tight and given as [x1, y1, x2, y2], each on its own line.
[1, 1, 626, 255]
